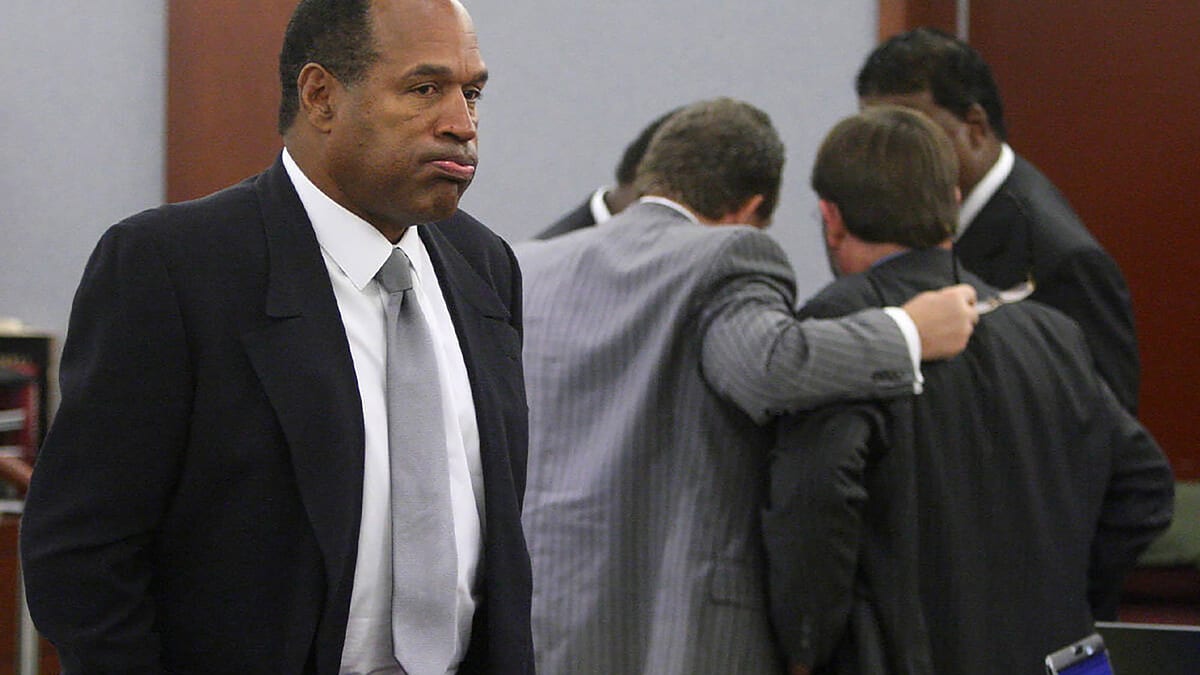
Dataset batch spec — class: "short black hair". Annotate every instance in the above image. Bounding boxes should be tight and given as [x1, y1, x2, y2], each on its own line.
[856, 27, 1007, 141]
[277, 0, 379, 134]
[614, 108, 682, 187]
[634, 98, 785, 222]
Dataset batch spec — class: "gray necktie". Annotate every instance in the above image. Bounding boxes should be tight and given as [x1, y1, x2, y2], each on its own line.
[376, 247, 457, 675]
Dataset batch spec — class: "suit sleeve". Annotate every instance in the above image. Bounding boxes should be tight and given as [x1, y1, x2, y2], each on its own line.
[698, 230, 914, 424]
[762, 404, 886, 669]
[1036, 247, 1140, 414]
[1087, 379, 1174, 619]
[20, 219, 188, 673]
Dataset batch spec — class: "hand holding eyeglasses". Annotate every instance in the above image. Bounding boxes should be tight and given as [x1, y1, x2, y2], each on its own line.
[903, 284, 979, 360]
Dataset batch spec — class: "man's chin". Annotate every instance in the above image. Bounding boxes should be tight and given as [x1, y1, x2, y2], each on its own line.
[400, 187, 461, 225]
[425, 197, 462, 223]
[425, 181, 470, 221]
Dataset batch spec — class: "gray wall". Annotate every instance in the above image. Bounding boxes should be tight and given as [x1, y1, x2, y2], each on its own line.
[462, 2, 876, 296]
[0, 1, 873, 354]
[1, 2, 166, 341]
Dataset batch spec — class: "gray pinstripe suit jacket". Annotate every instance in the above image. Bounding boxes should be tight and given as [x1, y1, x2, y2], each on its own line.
[515, 201, 916, 674]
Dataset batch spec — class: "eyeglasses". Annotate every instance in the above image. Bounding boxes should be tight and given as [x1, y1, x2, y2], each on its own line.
[977, 278, 1036, 315]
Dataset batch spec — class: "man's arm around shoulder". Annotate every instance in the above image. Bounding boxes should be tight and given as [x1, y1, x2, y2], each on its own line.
[698, 228, 977, 422]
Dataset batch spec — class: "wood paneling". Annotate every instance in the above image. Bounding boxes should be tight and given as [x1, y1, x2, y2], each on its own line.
[878, 0, 958, 40]
[968, 2, 1200, 480]
[0, 517, 58, 675]
[167, 1, 295, 202]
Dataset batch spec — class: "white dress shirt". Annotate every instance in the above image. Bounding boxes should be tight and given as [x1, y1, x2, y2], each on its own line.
[958, 142, 1015, 235]
[282, 150, 484, 675]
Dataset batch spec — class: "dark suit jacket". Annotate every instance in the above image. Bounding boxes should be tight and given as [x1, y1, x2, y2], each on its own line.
[763, 248, 1173, 675]
[956, 154, 1140, 412]
[20, 157, 534, 675]
[533, 195, 596, 240]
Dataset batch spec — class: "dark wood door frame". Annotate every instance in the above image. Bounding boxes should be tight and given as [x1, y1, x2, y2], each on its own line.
[166, 1, 293, 203]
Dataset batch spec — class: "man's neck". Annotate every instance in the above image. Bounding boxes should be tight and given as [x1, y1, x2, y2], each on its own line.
[603, 184, 639, 215]
[843, 239, 953, 276]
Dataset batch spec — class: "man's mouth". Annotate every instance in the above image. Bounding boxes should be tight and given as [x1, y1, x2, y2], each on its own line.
[429, 159, 477, 181]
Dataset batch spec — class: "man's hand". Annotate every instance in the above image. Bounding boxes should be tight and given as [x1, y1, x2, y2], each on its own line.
[902, 283, 979, 360]
[790, 664, 813, 675]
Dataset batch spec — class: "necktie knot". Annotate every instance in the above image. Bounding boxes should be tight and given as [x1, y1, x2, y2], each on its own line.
[377, 248, 414, 294]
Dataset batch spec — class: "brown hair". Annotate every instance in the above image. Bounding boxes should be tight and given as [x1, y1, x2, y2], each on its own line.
[633, 98, 785, 222]
[811, 105, 958, 248]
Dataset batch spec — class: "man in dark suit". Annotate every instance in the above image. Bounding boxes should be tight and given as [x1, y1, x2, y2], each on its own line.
[20, 1, 532, 673]
[856, 27, 1141, 414]
[534, 107, 679, 240]
[763, 106, 1174, 675]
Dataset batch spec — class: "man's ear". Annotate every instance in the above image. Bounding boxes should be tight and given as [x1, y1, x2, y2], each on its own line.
[719, 194, 766, 228]
[962, 102, 994, 149]
[297, 63, 338, 132]
[819, 198, 847, 249]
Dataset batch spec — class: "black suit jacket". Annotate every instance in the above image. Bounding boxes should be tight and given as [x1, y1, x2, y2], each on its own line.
[20, 157, 534, 674]
[763, 248, 1173, 675]
[956, 154, 1140, 412]
[533, 195, 596, 240]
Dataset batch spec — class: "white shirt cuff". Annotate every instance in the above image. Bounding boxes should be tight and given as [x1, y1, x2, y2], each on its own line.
[883, 306, 924, 394]
[589, 186, 613, 224]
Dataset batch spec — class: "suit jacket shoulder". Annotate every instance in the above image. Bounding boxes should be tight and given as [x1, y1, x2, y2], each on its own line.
[959, 153, 1140, 412]
[534, 197, 596, 240]
[801, 248, 983, 320]
[959, 154, 1116, 287]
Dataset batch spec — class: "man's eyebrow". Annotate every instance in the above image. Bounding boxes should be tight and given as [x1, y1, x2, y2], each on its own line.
[401, 64, 490, 85]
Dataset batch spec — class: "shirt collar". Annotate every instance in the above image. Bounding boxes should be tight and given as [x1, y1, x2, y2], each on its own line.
[958, 142, 1014, 235]
[282, 148, 395, 291]
[637, 195, 701, 224]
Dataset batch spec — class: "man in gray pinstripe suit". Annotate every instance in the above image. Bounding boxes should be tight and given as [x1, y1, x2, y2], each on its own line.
[515, 98, 978, 674]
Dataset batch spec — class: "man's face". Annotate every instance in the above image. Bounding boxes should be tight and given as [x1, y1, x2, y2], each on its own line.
[859, 90, 977, 194]
[325, 0, 487, 235]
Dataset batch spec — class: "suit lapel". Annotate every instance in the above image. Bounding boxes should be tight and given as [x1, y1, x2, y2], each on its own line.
[419, 221, 525, 521]
[418, 221, 516, 457]
[956, 159, 1036, 289]
[421, 222, 513, 322]
[240, 159, 365, 608]
[957, 184, 1014, 263]
[420, 221, 532, 672]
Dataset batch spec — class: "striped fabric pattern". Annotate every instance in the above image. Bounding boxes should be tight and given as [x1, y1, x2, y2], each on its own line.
[516, 202, 914, 674]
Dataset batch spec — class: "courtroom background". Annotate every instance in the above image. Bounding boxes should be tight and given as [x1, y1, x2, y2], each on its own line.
[2, 1, 1197, 480]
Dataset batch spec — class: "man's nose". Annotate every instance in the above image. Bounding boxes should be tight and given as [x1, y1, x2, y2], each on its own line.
[437, 91, 477, 142]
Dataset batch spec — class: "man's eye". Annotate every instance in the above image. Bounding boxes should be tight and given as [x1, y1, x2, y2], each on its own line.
[464, 88, 483, 102]
[413, 84, 438, 96]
